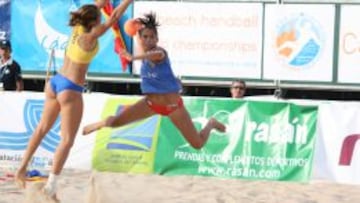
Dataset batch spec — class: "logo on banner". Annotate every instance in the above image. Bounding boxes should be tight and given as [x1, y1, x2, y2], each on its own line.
[0, 0, 11, 40]
[0, 31, 6, 40]
[0, 100, 60, 152]
[339, 134, 360, 166]
[106, 105, 159, 151]
[177, 107, 229, 150]
[34, 4, 72, 58]
[274, 13, 324, 69]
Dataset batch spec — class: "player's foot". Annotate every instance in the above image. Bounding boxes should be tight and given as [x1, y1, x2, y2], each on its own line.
[83, 116, 116, 135]
[82, 122, 101, 135]
[14, 167, 27, 189]
[209, 118, 226, 132]
[42, 187, 60, 203]
[43, 182, 59, 202]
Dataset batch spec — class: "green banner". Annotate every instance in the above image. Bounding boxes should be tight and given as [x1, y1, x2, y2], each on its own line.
[92, 97, 161, 173]
[91, 96, 318, 182]
[154, 98, 318, 182]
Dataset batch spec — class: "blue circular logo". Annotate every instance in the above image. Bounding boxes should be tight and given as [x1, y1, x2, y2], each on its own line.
[274, 14, 324, 68]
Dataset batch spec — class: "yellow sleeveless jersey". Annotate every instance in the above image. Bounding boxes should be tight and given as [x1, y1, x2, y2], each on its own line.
[66, 25, 99, 64]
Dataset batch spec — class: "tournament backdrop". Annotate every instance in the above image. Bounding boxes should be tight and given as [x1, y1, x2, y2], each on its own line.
[11, 0, 133, 74]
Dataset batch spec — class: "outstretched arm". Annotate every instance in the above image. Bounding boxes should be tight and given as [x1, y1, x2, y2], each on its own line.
[94, 0, 108, 9]
[121, 48, 165, 63]
[90, 0, 133, 38]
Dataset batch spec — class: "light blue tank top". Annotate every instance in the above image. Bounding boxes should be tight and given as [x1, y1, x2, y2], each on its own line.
[140, 52, 181, 94]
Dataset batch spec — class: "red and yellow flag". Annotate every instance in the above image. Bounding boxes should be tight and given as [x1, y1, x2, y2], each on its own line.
[101, 1, 129, 72]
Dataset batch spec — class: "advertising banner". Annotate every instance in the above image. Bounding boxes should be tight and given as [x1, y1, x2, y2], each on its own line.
[0, 93, 59, 170]
[153, 99, 318, 182]
[133, 2, 263, 79]
[263, 4, 335, 82]
[5, 92, 360, 185]
[337, 5, 360, 83]
[91, 96, 160, 174]
[0, 0, 11, 40]
[11, 0, 133, 74]
[0, 92, 105, 170]
[313, 103, 360, 184]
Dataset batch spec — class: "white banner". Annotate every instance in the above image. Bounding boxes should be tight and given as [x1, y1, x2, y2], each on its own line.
[337, 5, 360, 83]
[0, 92, 53, 170]
[313, 102, 360, 184]
[263, 4, 335, 81]
[133, 2, 263, 79]
[2, 91, 360, 185]
[0, 91, 108, 170]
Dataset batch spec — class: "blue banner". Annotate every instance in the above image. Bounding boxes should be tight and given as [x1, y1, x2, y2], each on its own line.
[0, 0, 11, 40]
[11, 0, 133, 74]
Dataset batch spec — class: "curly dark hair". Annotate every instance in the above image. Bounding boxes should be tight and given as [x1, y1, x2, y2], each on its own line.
[138, 12, 160, 35]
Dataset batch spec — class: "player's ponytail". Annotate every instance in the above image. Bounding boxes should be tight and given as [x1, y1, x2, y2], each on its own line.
[138, 12, 160, 35]
[69, 4, 100, 30]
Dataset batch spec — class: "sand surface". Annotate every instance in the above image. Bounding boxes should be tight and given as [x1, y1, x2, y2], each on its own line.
[1, 169, 360, 203]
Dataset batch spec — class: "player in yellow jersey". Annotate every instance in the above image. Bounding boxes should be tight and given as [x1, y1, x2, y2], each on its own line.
[15, 0, 134, 200]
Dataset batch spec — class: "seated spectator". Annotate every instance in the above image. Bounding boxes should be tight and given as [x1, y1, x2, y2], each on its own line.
[230, 79, 246, 98]
[0, 40, 23, 91]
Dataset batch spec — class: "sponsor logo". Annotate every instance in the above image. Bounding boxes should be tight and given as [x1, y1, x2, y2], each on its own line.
[339, 134, 360, 166]
[34, 1, 82, 58]
[0, 100, 60, 152]
[274, 13, 324, 69]
[0, 31, 6, 40]
[106, 105, 159, 151]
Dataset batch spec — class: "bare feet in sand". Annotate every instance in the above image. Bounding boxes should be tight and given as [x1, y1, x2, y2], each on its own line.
[209, 118, 226, 132]
[14, 168, 27, 189]
[43, 186, 60, 203]
[25, 181, 60, 203]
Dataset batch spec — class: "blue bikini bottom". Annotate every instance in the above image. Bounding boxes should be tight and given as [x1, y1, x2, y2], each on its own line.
[50, 74, 84, 95]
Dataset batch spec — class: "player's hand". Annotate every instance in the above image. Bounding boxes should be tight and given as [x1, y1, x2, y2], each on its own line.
[120, 49, 133, 61]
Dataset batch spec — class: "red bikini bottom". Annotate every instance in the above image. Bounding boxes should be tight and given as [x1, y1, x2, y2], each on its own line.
[146, 97, 184, 116]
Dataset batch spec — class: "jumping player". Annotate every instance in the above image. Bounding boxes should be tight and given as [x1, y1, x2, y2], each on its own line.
[83, 12, 226, 150]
